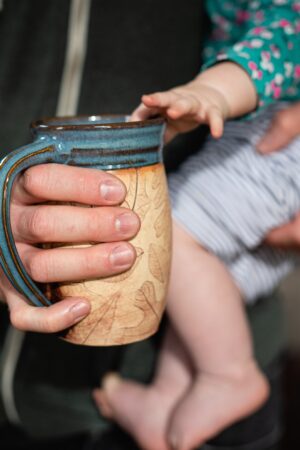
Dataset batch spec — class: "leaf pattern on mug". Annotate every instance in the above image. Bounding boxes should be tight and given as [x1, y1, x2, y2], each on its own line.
[134, 281, 159, 319]
[149, 243, 165, 283]
[102, 247, 144, 283]
[79, 291, 121, 344]
[153, 181, 165, 210]
[152, 171, 160, 190]
[121, 169, 138, 210]
[135, 176, 151, 220]
[119, 281, 160, 341]
[154, 203, 169, 238]
[62, 164, 171, 345]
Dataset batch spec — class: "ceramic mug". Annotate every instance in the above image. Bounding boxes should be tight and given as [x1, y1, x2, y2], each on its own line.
[0, 116, 172, 346]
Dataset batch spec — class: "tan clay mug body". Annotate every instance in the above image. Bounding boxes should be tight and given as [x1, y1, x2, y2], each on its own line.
[0, 116, 171, 346]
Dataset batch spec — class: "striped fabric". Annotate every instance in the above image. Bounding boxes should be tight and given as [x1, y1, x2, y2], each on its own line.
[168, 103, 300, 303]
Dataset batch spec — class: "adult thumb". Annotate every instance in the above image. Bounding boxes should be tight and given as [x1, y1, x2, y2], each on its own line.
[257, 106, 300, 154]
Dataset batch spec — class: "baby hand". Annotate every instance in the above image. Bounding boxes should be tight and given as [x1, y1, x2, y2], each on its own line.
[131, 80, 229, 143]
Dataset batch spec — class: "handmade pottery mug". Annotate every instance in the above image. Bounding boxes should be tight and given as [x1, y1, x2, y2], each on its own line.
[0, 116, 172, 346]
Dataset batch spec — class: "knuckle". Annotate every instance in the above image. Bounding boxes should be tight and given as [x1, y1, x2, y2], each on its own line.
[77, 174, 90, 196]
[23, 165, 47, 195]
[172, 89, 184, 100]
[10, 308, 25, 331]
[22, 168, 36, 194]
[76, 173, 102, 201]
[27, 208, 51, 240]
[276, 111, 294, 133]
[86, 211, 104, 238]
[82, 246, 111, 276]
[81, 248, 99, 276]
[188, 92, 200, 104]
[27, 253, 53, 282]
[40, 315, 59, 333]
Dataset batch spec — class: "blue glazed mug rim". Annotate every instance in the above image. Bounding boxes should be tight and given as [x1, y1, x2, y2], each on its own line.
[31, 114, 165, 132]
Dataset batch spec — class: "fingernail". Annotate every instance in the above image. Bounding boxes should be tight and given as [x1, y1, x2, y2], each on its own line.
[115, 212, 139, 234]
[169, 434, 178, 450]
[100, 179, 125, 202]
[69, 301, 90, 322]
[109, 245, 135, 268]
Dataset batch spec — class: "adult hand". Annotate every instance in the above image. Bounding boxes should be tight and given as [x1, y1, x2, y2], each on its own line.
[257, 102, 300, 248]
[257, 102, 300, 154]
[2, 164, 140, 332]
[265, 215, 300, 250]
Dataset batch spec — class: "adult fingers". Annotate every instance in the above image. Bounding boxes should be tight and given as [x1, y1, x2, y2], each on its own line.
[8, 292, 91, 333]
[18, 241, 136, 282]
[13, 204, 140, 244]
[12, 164, 127, 206]
[257, 104, 300, 154]
[264, 214, 300, 250]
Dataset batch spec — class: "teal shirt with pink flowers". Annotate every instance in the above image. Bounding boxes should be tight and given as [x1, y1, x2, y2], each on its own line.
[203, 0, 300, 110]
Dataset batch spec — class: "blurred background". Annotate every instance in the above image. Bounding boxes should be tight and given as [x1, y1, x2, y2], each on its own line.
[279, 271, 300, 449]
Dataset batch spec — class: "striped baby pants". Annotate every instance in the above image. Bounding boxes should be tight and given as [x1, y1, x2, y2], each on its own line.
[168, 104, 300, 303]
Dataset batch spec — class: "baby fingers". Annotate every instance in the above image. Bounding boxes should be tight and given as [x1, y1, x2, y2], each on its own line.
[206, 106, 224, 138]
[167, 96, 201, 119]
[131, 103, 160, 121]
[142, 91, 181, 110]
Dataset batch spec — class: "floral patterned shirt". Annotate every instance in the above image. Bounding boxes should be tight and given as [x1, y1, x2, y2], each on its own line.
[203, 0, 300, 110]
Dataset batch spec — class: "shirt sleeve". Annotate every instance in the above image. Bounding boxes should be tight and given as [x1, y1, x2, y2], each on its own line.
[203, 1, 300, 109]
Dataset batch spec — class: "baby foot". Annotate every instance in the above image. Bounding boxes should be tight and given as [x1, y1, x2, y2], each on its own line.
[94, 372, 187, 450]
[168, 362, 269, 450]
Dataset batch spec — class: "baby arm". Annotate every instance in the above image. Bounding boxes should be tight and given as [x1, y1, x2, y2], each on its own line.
[132, 62, 257, 142]
[133, 1, 300, 143]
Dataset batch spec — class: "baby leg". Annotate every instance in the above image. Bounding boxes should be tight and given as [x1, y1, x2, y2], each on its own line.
[95, 323, 193, 450]
[167, 222, 269, 450]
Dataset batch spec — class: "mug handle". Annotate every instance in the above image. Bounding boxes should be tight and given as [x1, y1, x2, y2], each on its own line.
[0, 141, 61, 307]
